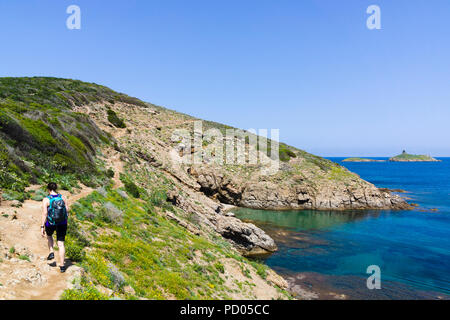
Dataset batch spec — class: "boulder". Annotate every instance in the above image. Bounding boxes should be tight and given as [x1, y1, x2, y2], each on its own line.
[213, 215, 277, 255]
[166, 190, 277, 255]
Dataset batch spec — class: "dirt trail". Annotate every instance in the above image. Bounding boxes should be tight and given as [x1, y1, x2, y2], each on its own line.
[0, 108, 148, 300]
[0, 148, 125, 300]
[0, 187, 91, 300]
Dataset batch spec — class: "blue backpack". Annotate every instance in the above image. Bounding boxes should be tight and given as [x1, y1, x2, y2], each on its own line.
[47, 194, 67, 225]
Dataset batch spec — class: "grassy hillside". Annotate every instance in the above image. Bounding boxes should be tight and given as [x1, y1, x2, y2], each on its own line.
[0, 77, 148, 196]
[0, 77, 315, 195]
[0, 77, 290, 300]
[62, 183, 288, 300]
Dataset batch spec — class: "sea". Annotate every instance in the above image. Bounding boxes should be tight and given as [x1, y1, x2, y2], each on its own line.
[234, 158, 450, 299]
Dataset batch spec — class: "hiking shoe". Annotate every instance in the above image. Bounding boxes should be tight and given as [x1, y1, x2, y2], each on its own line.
[60, 266, 67, 273]
[47, 252, 55, 261]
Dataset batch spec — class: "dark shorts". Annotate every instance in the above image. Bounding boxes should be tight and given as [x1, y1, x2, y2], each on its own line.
[45, 223, 67, 242]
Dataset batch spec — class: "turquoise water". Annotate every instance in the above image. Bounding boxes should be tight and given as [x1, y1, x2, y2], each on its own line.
[235, 158, 450, 298]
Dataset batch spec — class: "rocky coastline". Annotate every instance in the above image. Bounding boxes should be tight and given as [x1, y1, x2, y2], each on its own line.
[74, 92, 412, 257]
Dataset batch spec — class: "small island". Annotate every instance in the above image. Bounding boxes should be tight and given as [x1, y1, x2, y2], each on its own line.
[389, 150, 441, 162]
[342, 157, 386, 162]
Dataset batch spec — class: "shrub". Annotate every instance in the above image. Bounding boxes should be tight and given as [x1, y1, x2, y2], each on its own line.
[79, 173, 99, 188]
[113, 143, 121, 152]
[279, 149, 291, 162]
[83, 211, 96, 220]
[99, 202, 123, 224]
[106, 168, 115, 178]
[249, 261, 267, 279]
[19, 255, 31, 262]
[285, 149, 297, 158]
[20, 117, 57, 147]
[66, 238, 86, 262]
[31, 188, 47, 201]
[2, 190, 28, 202]
[124, 181, 140, 198]
[215, 262, 225, 274]
[117, 190, 128, 199]
[65, 134, 87, 153]
[96, 187, 108, 197]
[61, 279, 108, 300]
[107, 109, 126, 128]
[67, 219, 90, 247]
[149, 189, 166, 207]
[107, 263, 126, 290]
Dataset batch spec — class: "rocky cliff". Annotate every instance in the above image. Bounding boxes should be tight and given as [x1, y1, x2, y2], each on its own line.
[88, 101, 410, 212]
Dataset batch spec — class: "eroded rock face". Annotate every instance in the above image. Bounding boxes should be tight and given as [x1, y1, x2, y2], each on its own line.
[240, 181, 410, 210]
[90, 100, 410, 214]
[187, 166, 411, 211]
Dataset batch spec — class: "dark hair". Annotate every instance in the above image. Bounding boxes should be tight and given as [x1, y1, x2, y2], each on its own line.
[47, 182, 58, 192]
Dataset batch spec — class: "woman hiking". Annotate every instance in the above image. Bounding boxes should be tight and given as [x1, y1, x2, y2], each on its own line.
[41, 182, 69, 273]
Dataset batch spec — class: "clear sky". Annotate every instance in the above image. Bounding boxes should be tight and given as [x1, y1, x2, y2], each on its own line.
[1, 0, 449, 156]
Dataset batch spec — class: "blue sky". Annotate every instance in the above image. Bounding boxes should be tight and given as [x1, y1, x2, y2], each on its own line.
[1, 0, 449, 156]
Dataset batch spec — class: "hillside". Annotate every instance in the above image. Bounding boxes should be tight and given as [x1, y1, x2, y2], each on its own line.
[0, 77, 410, 299]
[389, 152, 440, 162]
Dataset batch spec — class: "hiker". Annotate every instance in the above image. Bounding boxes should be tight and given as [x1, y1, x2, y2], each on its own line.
[41, 182, 69, 273]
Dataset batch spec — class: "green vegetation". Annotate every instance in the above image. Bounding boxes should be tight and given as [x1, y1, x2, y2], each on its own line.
[0, 78, 110, 195]
[61, 278, 108, 300]
[120, 174, 141, 198]
[61, 186, 287, 300]
[107, 109, 126, 128]
[248, 260, 268, 279]
[279, 145, 297, 162]
[389, 152, 439, 162]
[106, 168, 115, 178]
[1, 190, 29, 202]
[328, 166, 357, 181]
[30, 188, 48, 201]
[255, 138, 298, 162]
[214, 262, 225, 274]
[0, 77, 148, 199]
[18, 254, 31, 262]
